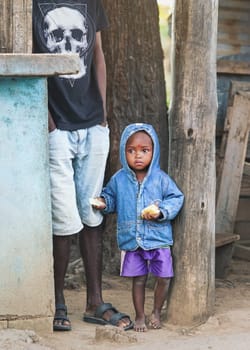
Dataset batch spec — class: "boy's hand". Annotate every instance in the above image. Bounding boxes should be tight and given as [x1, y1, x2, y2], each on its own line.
[141, 204, 161, 220]
[89, 197, 106, 210]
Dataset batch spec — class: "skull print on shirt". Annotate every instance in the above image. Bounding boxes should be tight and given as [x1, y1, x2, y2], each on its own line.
[38, 3, 95, 81]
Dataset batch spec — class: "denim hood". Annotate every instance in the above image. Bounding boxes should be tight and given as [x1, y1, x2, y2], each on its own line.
[119, 123, 160, 180]
[101, 123, 184, 251]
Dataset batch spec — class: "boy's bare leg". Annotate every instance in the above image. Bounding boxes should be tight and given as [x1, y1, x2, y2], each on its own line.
[150, 277, 170, 329]
[79, 224, 131, 328]
[132, 275, 148, 332]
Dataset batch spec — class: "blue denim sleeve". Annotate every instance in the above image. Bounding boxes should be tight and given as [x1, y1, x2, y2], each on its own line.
[158, 174, 184, 221]
[101, 177, 117, 214]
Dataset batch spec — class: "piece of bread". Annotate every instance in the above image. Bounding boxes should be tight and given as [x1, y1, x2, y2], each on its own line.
[89, 198, 104, 206]
[141, 204, 160, 218]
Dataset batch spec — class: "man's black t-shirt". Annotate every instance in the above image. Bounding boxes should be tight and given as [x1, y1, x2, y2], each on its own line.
[33, 0, 108, 130]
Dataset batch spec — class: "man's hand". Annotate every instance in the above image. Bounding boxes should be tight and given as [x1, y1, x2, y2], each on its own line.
[48, 111, 56, 132]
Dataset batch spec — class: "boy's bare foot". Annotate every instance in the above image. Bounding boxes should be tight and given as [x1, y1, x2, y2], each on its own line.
[133, 316, 147, 332]
[148, 312, 161, 329]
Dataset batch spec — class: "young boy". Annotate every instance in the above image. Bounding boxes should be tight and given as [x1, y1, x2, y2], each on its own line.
[92, 123, 184, 332]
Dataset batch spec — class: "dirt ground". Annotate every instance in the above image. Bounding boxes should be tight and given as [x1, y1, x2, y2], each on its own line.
[1, 258, 250, 350]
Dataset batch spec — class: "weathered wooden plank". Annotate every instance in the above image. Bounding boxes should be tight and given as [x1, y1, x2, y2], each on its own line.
[217, 0, 250, 58]
[216, 94, 250, 234]
[240, 171, 250, 198]
[236, 197, 250, 221]
[228, 81, 250, 105]
[218, 49, 250, 58]
[215, 233, 240, 278]
[247, 137, 250, 160]
[244, 161, 250, 176]
[215, 233, 240, 248]
[217, 35, 250, 49]
[233, 240, 250, 261]
[216, 105, 233, 199]
[217, 82, 250, 189]
[240, 174, 250, 197]
[219, 0, 250, 10]
[217, 60, 250, 75]
[0, 0, 32, 53]
[12, 0, 32, 53]
[219, 8, 250, 21]
[0, 1, 12, 52]
[0, 54, 80, 76]
[235, 221, 250, 240]
[218, 25, 250, 36]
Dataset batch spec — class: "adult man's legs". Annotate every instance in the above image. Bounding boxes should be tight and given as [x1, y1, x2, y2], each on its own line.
[49, 129, 85, 331]
[79, 224, 103, 311]
[80, 224, 132, 329]
[76, 126, 107, 311]
[53, 234, 73, 330]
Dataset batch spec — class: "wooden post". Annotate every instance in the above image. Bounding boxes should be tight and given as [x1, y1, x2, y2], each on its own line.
[216, 93, 250, 234]
[0, 0, 32, 53]
[167, 0, 218, 325]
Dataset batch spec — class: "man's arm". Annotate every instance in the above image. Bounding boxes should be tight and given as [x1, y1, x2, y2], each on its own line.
[48, 110, 56, 132]
[93, 31, 107, 125]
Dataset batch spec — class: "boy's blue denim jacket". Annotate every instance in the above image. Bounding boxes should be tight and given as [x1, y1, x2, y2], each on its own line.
[101, 123, 184, 251]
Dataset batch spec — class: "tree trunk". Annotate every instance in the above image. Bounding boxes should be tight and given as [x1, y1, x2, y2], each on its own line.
[101, 0, 168, 273]
[0, 0, 32, 53]
[167, 0, 218, 325]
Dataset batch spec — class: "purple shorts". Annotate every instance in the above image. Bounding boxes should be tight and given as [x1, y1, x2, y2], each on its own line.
[120, 247, 174, 278]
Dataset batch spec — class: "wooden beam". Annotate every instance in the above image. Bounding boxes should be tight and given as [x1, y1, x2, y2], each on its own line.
[12, 1, 32, 53]
[216, 94, 250, 234]
[0, 0, 32, 53]
[228, 81, 250, 106]
[217, 60, 250, 75]
[215, 233, 240, 248]
[217, 82, 250, 193]
[0, 54, 80, 77]
[167, 0, 218, 326]
[244, 162, 250, 176]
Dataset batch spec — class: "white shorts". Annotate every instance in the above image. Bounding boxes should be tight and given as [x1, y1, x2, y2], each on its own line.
[49, 125, 110, 236]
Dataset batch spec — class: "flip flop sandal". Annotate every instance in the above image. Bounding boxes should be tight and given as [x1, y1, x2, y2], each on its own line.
[83, 302, 134, 331]
[53, 304, 71, 331]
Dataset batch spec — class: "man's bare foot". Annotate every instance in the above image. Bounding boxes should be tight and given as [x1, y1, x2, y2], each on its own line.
[133, 316, 147, 332]
[148, 312, 161, 329]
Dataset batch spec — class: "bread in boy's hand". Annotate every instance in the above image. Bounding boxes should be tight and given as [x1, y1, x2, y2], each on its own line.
[89, 197, 105, 208]
[141, 204, 160, 218]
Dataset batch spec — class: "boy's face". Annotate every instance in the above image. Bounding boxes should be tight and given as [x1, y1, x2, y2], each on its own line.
[125, 131, 153, 172]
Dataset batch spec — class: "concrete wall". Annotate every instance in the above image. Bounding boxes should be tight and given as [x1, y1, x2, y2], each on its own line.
[0, 77, 54, 331]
